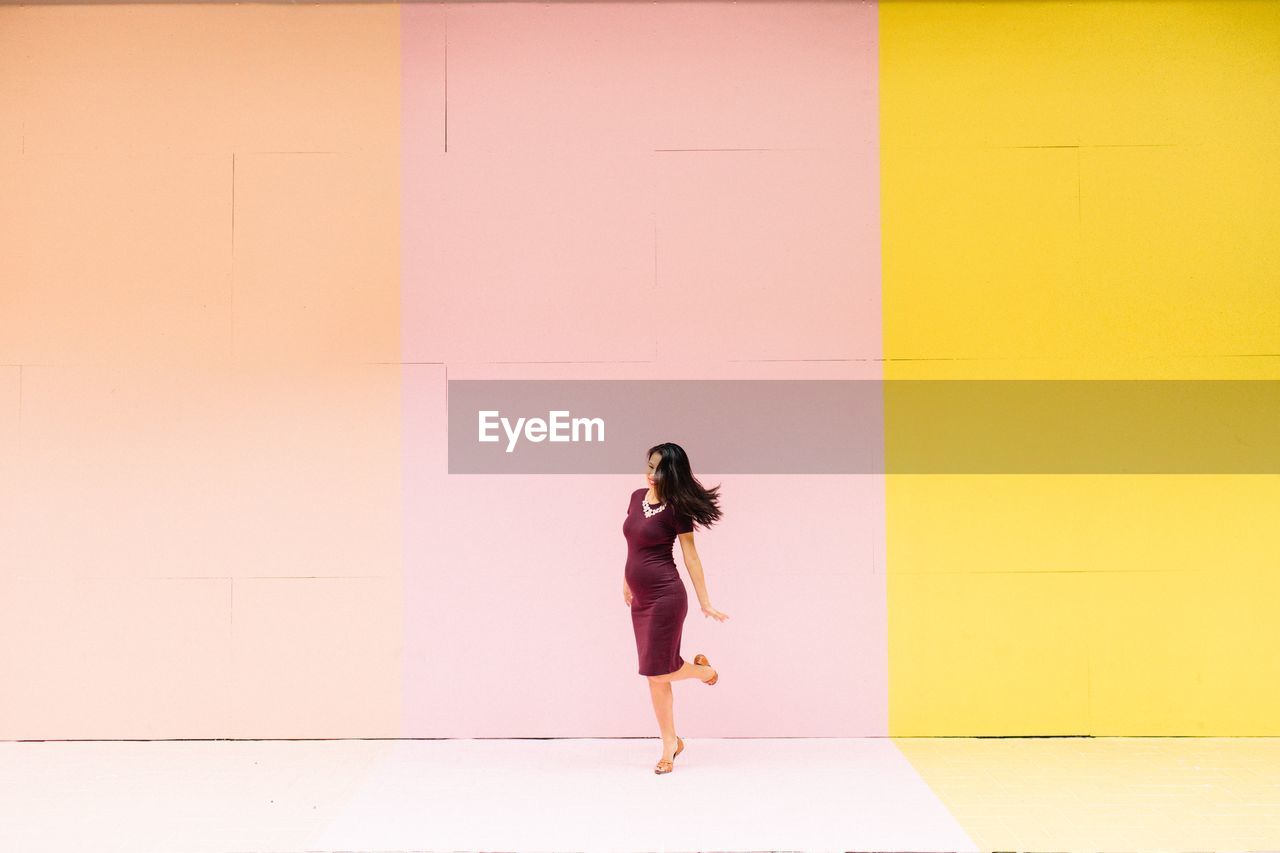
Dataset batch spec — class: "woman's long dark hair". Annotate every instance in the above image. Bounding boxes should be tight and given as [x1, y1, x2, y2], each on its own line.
[647, 442, 723, 530]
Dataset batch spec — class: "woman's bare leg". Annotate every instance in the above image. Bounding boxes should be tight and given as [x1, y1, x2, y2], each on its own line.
[648, 660, 712, 684]
[646, 678, 679, 761]
[646, 660, 714, 763]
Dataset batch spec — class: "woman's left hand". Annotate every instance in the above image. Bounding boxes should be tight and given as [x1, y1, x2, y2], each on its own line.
[700, 603, 729, 622]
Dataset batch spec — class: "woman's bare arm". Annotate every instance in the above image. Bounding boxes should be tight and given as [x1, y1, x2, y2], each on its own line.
[679, 532, 729, 621]
[677, 532, 708, 605]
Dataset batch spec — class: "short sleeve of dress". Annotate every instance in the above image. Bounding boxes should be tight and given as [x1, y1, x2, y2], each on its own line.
[675, 509, 694, 534]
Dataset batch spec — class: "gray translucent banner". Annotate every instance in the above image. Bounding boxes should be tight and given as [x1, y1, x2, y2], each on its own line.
[445, 380, 1280, 474]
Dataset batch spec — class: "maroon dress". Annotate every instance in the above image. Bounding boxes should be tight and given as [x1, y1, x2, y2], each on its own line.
[623, 487, 695, 676]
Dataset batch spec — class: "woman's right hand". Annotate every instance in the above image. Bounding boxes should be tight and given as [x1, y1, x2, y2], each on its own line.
[623, 583, 633, 607]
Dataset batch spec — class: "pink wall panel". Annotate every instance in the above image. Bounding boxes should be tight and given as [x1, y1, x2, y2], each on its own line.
[401, 1, 882, 736]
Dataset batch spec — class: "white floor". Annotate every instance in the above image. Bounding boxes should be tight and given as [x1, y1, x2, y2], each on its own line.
[0, 737, 976, 853]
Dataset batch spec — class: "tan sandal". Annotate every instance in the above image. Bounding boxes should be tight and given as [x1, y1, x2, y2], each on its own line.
[654, 735, 684, 775]
[694, 653, 718, 685]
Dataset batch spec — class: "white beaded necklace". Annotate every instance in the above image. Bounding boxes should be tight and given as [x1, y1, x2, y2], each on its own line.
[642, 492, 666, 518]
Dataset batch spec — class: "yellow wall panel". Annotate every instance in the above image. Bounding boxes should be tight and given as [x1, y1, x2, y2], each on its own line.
[1085, 567, 1212, 735]
[1073, 1, 1280, 147]
[881, 0, 1280, 734]
[1191, 565, 1280, 733]
[888, 475, 1280, 578]
[1086, 561, 1280, 735]
[881, 0, 1280, 150]
[881, 145, 1082, 370]
[889, 569, 1091, 735]
[1080, 144, 1280, 368]
[880, 0, 1088, 148]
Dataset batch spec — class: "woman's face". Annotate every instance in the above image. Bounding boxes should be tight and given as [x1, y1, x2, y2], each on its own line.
[646, 452, 662, 490]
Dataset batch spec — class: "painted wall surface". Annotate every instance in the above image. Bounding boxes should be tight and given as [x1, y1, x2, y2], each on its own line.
[0, 4, 404, 738]
[880, 0, 1280, 734]
[1, 0, 1276, 738]
[399, 1, 885, 737]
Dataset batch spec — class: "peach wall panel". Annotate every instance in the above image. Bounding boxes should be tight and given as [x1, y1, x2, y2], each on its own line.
[0, 576, 232, 739]
[5, 361, 401, 589]
[0, 154, 232, 367]
[16, 5, 241, 156]
[0, 8, 23, 157]
[7, 364, 242, 581]
[229, 575, 401, 738]
[0, 367, 18, 573]
[13, 5, 399, 157]
[232, 153, 400, 366]
[231, 5, 400, 156]
[220, 364, 402, 582]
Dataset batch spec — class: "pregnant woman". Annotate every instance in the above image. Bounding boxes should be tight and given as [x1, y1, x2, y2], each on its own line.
[622, 442, 729, 775]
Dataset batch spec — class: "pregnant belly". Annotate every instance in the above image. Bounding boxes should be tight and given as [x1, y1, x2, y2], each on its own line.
[625, 559, 681, 594]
